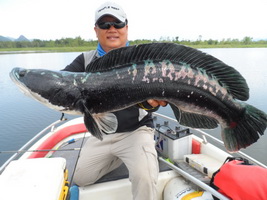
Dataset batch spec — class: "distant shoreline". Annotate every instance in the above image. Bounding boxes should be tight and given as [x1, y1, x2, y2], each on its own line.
[0, 46, 96, 54]
[0, 44, 267, 54]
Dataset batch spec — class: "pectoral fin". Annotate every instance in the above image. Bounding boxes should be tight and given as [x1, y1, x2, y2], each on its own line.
[82, 102, 103, 140]
[93, 113, 118, 134]
[82, 102, 118, 140]
[84, 110, 103, 140]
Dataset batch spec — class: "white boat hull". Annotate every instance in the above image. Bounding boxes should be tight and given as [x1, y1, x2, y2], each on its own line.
[1, 113, 266, 200]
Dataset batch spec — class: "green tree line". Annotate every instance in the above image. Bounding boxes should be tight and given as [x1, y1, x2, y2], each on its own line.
[0, 36, 98, 48]
[0, 36, 266, 49]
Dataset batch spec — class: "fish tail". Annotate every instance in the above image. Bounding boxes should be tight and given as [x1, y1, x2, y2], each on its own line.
[223, 104, 267, 152]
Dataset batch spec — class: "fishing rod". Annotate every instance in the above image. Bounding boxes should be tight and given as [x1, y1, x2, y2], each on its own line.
[0, 148, 81, 154]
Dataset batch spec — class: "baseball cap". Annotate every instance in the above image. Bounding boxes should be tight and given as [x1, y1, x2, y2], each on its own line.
[95, 2, 127, 24]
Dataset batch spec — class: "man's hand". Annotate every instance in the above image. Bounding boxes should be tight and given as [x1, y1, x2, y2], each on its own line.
[147, 99, 167, 107]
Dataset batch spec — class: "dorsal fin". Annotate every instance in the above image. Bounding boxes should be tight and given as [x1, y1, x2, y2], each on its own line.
[87, 43, 249, 101]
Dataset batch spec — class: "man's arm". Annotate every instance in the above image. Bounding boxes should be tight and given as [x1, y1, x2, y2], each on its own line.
[62, 53, 85, 72]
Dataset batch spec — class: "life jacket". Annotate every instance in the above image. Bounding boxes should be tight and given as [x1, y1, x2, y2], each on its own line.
[210, 157, 267, 200]
[83, 50, 97, 70]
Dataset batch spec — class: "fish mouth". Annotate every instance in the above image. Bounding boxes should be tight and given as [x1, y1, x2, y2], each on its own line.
[10, 68, 30, 95]
[10, 67, 53, 108]
[10, 67, 22, 83]
[10, 67, 46, 104]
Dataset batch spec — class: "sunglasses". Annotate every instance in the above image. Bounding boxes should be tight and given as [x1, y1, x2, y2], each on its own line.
[96, 21, 127, 29]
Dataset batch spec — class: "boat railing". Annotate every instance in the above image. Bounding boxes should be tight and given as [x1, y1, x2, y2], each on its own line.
[0, 117, 67, 174]
[153, 112, 267, 168]
[194, 128, 267, 168]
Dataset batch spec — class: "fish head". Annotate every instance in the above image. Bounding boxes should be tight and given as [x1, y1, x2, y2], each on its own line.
[10, 67, 82, 115]
[10, 68, 54, 95]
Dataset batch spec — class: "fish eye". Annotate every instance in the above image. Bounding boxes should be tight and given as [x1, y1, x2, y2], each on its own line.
[18, 69, 27, 77]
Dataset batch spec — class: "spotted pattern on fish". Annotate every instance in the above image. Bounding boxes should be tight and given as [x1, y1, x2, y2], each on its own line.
[128, 64, 137, 82]
[142, 60, 157, 83]
[135, 59, 232, 102]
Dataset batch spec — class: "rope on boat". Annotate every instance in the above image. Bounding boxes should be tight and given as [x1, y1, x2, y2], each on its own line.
[68, 131, 87, 186]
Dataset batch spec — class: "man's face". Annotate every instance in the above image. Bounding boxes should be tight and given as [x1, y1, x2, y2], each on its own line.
[94, 15, 128, 53]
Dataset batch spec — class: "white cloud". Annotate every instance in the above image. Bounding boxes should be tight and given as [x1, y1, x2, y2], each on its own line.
[1, 0, 266, 41]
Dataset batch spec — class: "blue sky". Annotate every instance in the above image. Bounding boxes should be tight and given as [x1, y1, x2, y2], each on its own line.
[1, 0, 267, 41]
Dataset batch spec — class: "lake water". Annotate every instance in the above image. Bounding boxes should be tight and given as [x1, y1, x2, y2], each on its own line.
[0, 48, 267, 166]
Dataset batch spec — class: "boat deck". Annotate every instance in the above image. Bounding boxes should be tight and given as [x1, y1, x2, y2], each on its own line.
[51, 137, 172, 185]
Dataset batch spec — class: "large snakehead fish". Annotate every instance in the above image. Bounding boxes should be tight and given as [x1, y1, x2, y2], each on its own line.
[10, 43, 267, 152]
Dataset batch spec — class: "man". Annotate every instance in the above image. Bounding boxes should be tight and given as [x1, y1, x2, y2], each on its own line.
[63, 2, 166, 199]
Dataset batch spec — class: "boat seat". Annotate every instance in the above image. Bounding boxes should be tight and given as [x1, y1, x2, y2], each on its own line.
[183, 154, 224, 178]
[0, 157, 68, 200]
